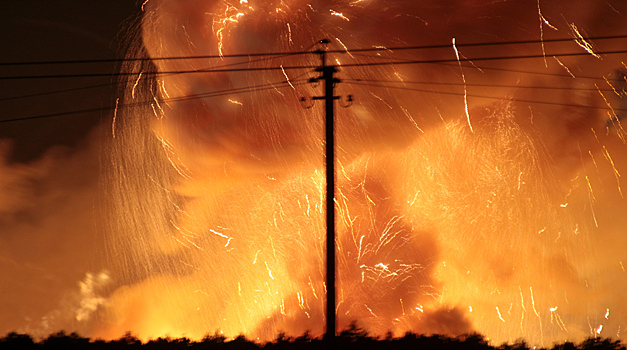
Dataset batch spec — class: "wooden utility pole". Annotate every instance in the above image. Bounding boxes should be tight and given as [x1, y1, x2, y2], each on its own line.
[311, 39, 340, 343]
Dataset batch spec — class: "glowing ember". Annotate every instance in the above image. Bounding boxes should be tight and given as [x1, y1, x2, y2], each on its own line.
[97, 0, 627, 345]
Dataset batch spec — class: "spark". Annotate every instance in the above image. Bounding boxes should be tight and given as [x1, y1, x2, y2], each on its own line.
[357, 235, 365, 263]
[329, 9, 349, 21]
[309, 277, 319, 299]
[224, 237, 233, 248]
[365, 304, 377, 317]
[597, 84, 620, 124]
[537, 0, 557, 67]
[215, 28, 226, 56]
[172, 236, 190, 248]
[585, 175, 599, 227]
[297, 291, 305, 309]
[394, 71, 404, 82]
[264, 261, 274, 280]
[604, 76, 621, 96]
[569, 24, 600, 58]
[601, 146, 623, 197]
[597, 325, 604, 335]
[550, 307, 568, 331]
[209, 228, 231, 240]
[132, 72, 143, 99]
[112, 98, 119, 138]
[151, 96, 164, 119]
[496, 307, 506, 322]
[589, 151, 603, 180]
[605, 308, 610, 319]
[286, 23, 293, 45]
[453, 38, 473, 133]
[519, 286, 526, 333]
[141, 0, 150, 11]
[370, 93, 393, 109]
[335, 37, 354, 58]
[530, 287, 544, 344]
[280, 65, 295, 89]
[156, 135, 193, 178]
[213, 6, 246, 56]
[621, 261, 625, 272]
[401, 106, 424, 133]
[553, 57, 576, 78]
[408, 191, 419, 206]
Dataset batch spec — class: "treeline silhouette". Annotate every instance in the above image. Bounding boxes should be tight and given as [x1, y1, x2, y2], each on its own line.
[1, 324, 625, 350]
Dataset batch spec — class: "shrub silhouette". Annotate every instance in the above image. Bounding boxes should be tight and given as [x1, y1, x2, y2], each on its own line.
[0, 328, 625, 350]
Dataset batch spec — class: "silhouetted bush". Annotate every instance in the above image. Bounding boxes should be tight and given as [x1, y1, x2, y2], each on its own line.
[41, 331, 90, 350]
[0, 332, 37, 350]
[1, 328, 625, 350]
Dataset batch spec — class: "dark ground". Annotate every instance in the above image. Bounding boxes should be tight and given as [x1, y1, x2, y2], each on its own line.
[1, 325, 625, 350]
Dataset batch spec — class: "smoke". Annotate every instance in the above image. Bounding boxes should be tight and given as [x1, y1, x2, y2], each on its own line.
[0, 130, 109, 338]
[98, 0, 627, 344]
[1, 0, 627, 346]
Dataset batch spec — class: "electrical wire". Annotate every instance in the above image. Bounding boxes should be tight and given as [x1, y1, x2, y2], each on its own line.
[2, 48, 625, 80]
[343, 80, 627, 113]
[0, 79, 311, 124]
[3, 39, 627, 123]
[1, 34, 625, 66]
[342, 79, 624, 93]
[0, 50, 313, 102]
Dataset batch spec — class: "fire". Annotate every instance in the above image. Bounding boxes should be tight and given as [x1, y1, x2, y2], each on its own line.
[100, 0, 627, 345]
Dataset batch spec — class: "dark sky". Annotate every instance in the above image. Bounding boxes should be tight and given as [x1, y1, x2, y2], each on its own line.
[0, 1, 139, 162]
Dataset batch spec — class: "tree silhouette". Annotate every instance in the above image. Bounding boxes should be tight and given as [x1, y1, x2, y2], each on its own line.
[0, 332, 36, 350]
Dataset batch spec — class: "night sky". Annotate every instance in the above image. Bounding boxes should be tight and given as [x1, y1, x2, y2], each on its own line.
[0, 1, 138, 162]
[0, 0, 140, 336]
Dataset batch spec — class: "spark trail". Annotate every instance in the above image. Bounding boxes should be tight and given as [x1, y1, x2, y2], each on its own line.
[98, 0, 627, 346]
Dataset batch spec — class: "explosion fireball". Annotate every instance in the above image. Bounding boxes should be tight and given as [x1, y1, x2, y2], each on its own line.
[88, 0, 627, 345]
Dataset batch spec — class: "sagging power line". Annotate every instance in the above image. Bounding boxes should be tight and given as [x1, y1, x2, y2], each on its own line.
[1, 33, 626, 66]
[3, 48, 627, 80]
[3, 37, 627, 124]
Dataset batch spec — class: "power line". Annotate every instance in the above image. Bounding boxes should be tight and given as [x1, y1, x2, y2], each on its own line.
[343, 79, 624, 93]
[4, 58, 620, 104]
[4, 73, 624, 125]
[0, 52, 309, 102]
[1, 34, 626, 66]
[3, 48, 625, 81]
[344, 80, 627, 113]
[0, 82, 116, 102]
[337, 49, 627, 69]
[0, 79, 310, 124]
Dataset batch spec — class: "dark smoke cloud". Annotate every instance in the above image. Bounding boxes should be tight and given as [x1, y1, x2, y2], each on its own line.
[1, 0, 627, 346]
[0, 131, 107, 338]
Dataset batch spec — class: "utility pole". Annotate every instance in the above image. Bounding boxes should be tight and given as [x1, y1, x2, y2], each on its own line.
[310, 39, 340, 344]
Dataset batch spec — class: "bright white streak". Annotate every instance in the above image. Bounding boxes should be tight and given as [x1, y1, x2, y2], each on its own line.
[452, 38, 473, 133]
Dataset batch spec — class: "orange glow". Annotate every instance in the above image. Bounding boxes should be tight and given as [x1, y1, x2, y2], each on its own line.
[99, 0, 627, 346]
